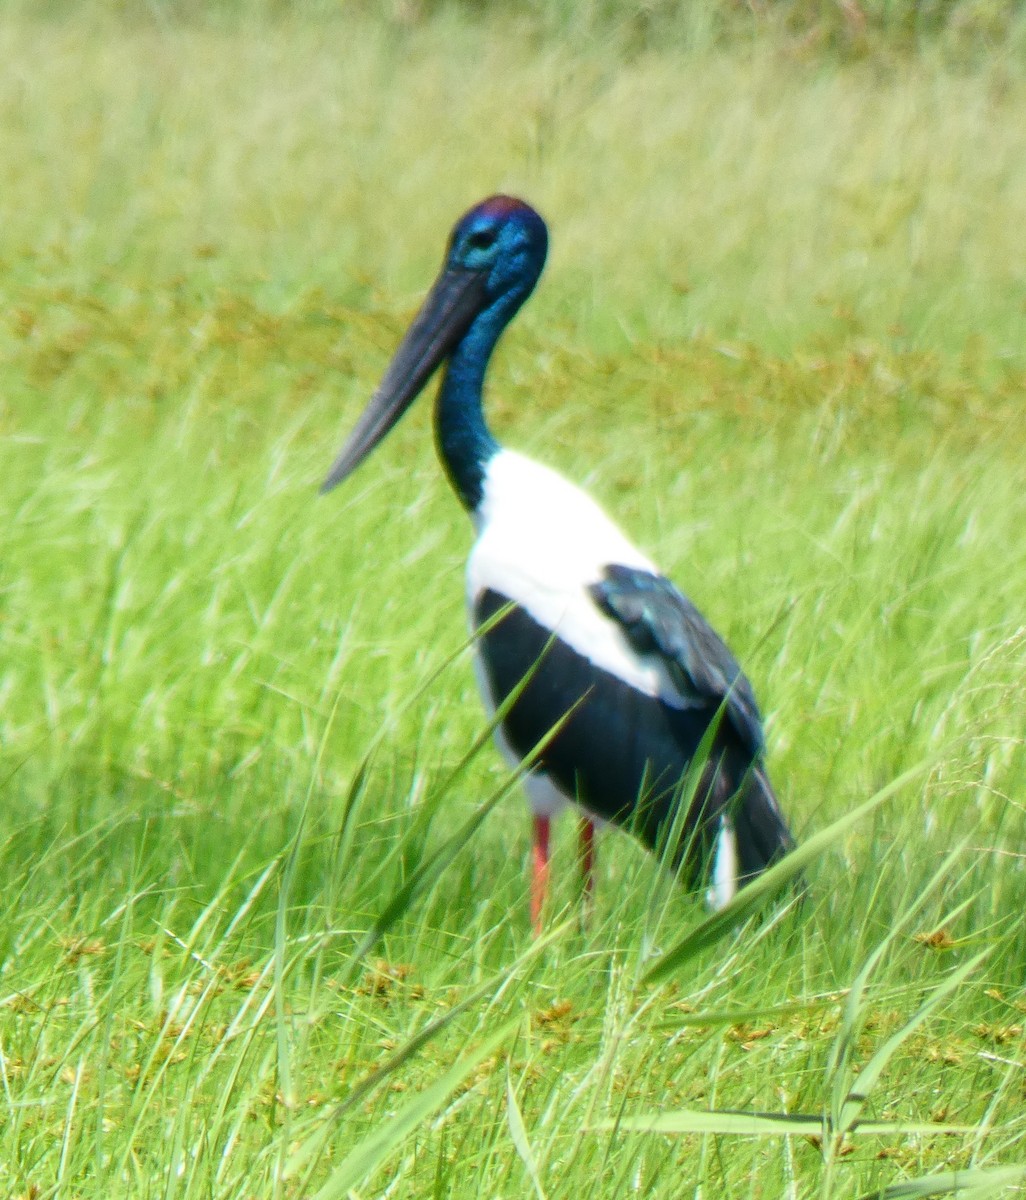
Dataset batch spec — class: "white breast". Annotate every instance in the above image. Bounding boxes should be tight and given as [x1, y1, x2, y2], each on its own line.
[466, 449, 687, 706]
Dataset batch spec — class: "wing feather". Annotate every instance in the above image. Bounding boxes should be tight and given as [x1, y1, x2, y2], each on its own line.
[589, 564, 765, 756]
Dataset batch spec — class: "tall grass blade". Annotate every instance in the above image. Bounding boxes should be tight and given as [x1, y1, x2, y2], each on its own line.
[593, 1112, 974, 1137]
[347, 772, 517, 968]
[286, 920, 569, 1188]
[643, 763, 930, 984]
[653, 992, 847, 1031]
[349, 656, 578, 968]
[273, 792, 310, 1111]
[838, 948, 991, 1133]
[507, 1071, 549, 1200]
[826, 849, 975, 1126]
[307, 1020, 518, 1200]
[859, 1164, 1026, 1199]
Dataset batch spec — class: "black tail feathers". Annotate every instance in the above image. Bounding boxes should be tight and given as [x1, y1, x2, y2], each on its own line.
[731, 767, 806, 903]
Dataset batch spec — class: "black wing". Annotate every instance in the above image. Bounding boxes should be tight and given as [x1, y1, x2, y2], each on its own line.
[589, 563, 765, 757]
[474, 575, 794, 885]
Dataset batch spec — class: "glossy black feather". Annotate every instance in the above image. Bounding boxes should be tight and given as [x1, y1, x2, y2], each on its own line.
[474, 586, 794, 887]
[589, 564, 764, 755]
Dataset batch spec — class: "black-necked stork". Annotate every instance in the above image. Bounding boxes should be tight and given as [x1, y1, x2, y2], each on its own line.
[322, 195, 796, 931]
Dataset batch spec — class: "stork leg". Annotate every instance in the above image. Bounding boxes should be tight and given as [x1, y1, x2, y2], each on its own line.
[578, 816, 596, 896]
[578, 817, 596, 923]
[530, 815, 551, 935]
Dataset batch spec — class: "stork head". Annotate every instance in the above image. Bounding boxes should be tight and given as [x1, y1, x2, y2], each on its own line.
[444, 195, 548, 317]
[321, 196, 548, 493]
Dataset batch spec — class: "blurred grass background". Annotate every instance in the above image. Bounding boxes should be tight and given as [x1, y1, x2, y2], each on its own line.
[1, 3, 1026, 1196]
[2, 1, 1026, 352]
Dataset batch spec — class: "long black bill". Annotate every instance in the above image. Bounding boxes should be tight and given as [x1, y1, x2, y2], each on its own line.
[320, 267, 489, 494]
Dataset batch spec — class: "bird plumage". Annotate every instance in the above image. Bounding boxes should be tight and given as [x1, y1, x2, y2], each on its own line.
[321, 195, 797, 926]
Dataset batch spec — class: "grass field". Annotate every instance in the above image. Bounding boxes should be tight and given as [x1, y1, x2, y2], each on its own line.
[2, 8, 1026, 1197]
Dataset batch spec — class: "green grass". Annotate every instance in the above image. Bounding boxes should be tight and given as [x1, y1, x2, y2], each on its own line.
[2, 9, 1026, 1197]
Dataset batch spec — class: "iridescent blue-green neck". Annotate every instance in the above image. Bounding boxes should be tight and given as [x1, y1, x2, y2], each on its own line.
[434, 316, 502, 513]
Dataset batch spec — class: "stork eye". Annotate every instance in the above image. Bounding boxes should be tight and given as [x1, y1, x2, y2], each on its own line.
[466, 229, 497, 251]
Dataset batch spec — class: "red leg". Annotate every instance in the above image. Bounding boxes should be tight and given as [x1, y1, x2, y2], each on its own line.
[530, 815, 551, 935]
[578, 817, 596, 913]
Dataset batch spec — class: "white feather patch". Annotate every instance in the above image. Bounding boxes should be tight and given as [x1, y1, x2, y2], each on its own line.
[467, 449, 689, 707]
[707, 816, 738, 911]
